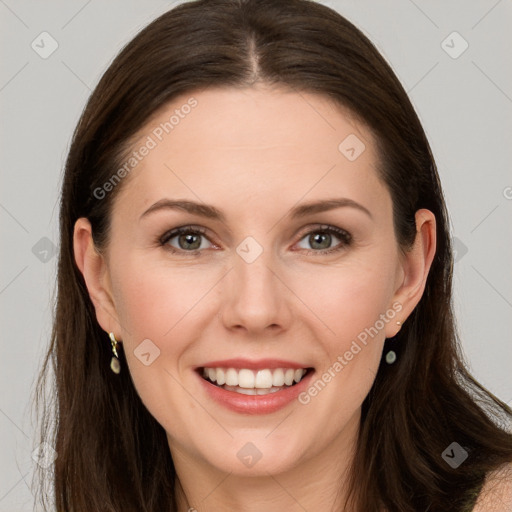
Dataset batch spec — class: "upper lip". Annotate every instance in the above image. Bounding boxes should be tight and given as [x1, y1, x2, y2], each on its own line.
[196, 358, 313, 370]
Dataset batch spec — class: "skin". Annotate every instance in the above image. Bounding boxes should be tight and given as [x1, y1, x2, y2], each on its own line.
[473, 464, 512, 512]
[74, 84, 437, 511]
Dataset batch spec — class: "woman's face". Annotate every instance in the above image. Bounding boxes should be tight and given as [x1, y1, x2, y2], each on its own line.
[78, 85, 430, 479]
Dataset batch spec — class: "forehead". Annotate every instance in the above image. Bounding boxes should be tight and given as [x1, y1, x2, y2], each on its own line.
[114, 85, 388, 218]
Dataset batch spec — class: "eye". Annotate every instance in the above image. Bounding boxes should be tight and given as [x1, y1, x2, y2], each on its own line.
[159, 224, 352, 256]
[160, 226, 213, 253]
[295, 225, 352, 254]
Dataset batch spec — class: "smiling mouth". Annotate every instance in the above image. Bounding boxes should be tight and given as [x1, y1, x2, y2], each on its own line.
[199, 367, 314, 395]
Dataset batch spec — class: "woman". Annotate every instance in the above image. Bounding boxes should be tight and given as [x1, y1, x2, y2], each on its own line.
[36, 0, 512, 510]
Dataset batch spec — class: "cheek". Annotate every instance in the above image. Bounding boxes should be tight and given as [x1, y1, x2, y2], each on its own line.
[292, 256, 397, 346]
[291, 265, 394, 438]
[112, 258, 220, 344]
[290, 255, 396, 400]
[109, 260, 219, 438]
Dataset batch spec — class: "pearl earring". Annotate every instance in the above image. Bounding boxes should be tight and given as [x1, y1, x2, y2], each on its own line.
[385, 350, 397, 364]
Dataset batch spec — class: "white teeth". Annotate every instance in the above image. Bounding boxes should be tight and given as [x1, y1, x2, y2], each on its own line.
[216, 368, 226, 385]
[201, 367, 308, 389]
[255, 369, 273, 388]
[284, 369, 295, 386]
[272, 368, 285, 387]
[238, 369, 255, 388]
[225, 368, 238, 386]
[223, 385, 285, 395]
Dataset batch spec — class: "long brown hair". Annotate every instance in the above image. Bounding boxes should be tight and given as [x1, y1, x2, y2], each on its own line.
[35, 1, 512, 510]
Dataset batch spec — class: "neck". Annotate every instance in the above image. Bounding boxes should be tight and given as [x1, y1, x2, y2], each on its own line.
[171, 410, 360, 512]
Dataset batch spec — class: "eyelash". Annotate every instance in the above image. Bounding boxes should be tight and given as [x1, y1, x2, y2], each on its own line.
[159, 224, 352, 256]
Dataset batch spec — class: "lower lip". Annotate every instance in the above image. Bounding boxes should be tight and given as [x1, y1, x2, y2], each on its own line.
[196, 370, 314, 415]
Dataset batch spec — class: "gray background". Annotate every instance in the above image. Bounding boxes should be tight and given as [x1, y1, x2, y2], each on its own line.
[1, 0, 511, 509]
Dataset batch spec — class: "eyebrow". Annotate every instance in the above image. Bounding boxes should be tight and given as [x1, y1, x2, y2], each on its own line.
[139, 197, 372, 221]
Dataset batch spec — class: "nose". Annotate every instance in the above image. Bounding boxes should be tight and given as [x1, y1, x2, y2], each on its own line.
[219, 247, 293, 336]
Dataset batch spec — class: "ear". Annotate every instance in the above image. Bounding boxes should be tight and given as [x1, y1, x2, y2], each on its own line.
[73, 217, 122, 337]
[386, 208, 436, 337]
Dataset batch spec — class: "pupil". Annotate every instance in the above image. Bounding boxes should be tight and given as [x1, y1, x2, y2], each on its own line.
[310, 232, 331, 250]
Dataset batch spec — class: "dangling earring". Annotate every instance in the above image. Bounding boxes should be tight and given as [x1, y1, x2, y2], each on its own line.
[385, 320, 403, 364]
[109, 332, 121, 374]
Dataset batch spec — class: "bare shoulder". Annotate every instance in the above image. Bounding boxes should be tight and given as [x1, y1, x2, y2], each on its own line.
[472, 463, 512, 512]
